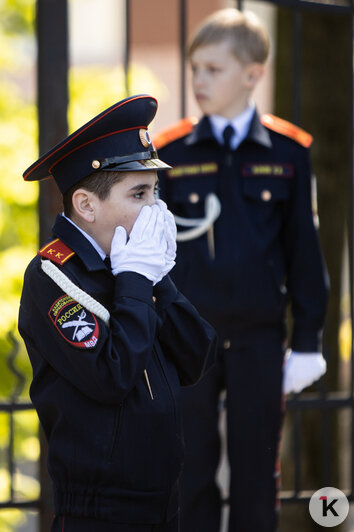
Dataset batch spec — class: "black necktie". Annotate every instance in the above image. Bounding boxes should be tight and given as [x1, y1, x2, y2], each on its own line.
[223, 124, 234, 151]
[104, 256, 111, 270]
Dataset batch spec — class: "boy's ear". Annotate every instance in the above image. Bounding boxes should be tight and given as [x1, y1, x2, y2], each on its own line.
[244, 63, 265, 90]
[71, 189, 96, 223]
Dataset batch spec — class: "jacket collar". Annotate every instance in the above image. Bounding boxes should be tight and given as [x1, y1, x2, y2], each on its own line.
[52, 214, 107, 272]
[185, 110, 273, 149]
[244, 110, 273, 148]
[185, 116, 215, 146]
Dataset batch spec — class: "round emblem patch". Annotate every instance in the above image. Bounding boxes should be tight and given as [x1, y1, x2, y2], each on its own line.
[49, 295, 99, 349]
[139, 128, 151, 148]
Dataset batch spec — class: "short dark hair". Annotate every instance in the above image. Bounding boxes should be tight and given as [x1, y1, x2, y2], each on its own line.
[63, 171, 126, 217]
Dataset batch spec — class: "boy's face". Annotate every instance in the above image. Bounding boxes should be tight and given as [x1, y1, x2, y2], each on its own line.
[92, 170, 158, 254]
[190, 40, 256, 119]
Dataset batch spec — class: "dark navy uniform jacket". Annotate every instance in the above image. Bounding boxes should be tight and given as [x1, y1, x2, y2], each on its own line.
[156, 111, 329, 351]
[18, 214, 216, 524]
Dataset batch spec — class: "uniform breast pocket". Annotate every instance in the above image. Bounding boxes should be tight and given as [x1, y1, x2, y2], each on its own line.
[242, 178, 291, 204]
[168, 177, 217, 219]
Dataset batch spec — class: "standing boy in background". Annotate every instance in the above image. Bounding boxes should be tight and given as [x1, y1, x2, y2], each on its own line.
[19, 94, 216, 532]
[155, 9, 328, 532]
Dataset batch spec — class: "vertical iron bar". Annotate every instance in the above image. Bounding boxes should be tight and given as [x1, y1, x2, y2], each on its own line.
[179, 0, 187, 118]
[37, 0, 69, 245]
[293, 407, 302, 494]
[322, 409, 330, 486]
[36, 2, 68, 528]
[350, 0, 354, 499]
[292, 10, 302, 125]
[124, 0, 131, 96]
[9, 411, 15, 501]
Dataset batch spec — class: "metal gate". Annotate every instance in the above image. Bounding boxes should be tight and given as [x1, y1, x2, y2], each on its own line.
[0, 0, 353, 530]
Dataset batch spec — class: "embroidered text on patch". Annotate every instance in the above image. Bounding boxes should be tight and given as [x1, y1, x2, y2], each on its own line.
[242, 163, 294, 178]
[49, 295, 99, 349]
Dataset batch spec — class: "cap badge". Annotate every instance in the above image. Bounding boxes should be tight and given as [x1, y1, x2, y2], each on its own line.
[92, 159, 101, 169]
[139, 129, 152, 148]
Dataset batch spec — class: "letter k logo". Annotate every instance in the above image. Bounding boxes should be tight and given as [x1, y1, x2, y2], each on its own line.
[309, 487, 348, 526]
[320, 496, 339, 517]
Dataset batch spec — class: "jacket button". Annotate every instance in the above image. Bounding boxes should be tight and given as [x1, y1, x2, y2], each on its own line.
[189, 192, 199, 203]
[261, 189, 272, 201]
[223, 339, 231, 350]
[152, 296, 157, 303]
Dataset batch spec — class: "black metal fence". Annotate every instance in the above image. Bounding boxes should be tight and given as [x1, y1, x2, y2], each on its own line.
[0, 0, 353, 530]
[0, 334, 40, 515]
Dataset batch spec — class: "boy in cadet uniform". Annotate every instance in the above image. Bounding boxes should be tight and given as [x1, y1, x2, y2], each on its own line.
[154, 9, 328, 532]
[18, 94, 217, 532]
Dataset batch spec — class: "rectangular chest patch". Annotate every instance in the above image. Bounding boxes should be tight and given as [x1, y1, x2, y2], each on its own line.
[167, 162, 218, 179]
[242, 163, 294, 178]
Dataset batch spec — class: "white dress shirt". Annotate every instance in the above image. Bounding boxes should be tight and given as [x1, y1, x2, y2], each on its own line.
[209, 103, 256, 150]
[62, 214, 107, 260]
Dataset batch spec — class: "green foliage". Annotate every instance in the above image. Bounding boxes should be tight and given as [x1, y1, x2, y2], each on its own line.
[0, 1, 38, 400]
[0, 0, 35, 35]
[68, 62, 166, 131]
[0, 2, 40, 529]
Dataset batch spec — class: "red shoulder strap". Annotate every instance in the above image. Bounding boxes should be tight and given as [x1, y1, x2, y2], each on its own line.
[153, 117, 199, 149]
[38, 238, 75, 265]
[261, 114, 313, 148]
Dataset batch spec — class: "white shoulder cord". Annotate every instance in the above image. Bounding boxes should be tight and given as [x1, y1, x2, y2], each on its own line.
[40, 258, 154, 400]
[174, 193, 221, 242]
[41, 258, 110, 325]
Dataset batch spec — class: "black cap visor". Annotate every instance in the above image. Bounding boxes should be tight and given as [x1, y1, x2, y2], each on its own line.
[97, 150, 171, 172]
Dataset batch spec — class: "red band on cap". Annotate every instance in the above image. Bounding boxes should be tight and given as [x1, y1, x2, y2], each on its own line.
[24, 95, 157, 180]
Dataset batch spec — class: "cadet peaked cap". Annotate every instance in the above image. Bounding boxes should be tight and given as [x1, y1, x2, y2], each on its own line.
[23, 94, 171, 194]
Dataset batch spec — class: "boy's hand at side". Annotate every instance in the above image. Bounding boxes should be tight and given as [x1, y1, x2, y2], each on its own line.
[110, 204, 167, 285]
[283, 350, 327, 394]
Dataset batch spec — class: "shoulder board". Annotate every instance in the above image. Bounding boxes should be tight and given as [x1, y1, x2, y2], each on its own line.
[261, 114, 313, 148]
[38, 238, 75, 265]
[153, 117, 199, 149]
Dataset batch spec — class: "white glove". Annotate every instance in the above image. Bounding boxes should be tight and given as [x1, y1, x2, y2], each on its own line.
[155, 199, 177, 281]
[110, 204, 167, 285]
[283, 350, 327, 394]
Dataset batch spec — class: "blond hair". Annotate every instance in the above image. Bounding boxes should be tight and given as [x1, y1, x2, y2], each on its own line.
[188, 8, 269, 65]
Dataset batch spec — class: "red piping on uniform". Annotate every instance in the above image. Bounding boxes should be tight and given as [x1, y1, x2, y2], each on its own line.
[48, 126, 146, 173]
[61, 515, 65, 532]
[23, 95, 157, 180]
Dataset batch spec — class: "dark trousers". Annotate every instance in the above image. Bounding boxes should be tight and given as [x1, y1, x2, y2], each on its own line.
[179, 330, 285, 532]
[51, 514, 179, 532]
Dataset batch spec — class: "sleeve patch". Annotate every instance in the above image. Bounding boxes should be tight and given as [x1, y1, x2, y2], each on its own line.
[38, 238, 75, 265]
[153, 117, 199, 149]
[261, 114, 313, 148]
[49, 295, 99, 349]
